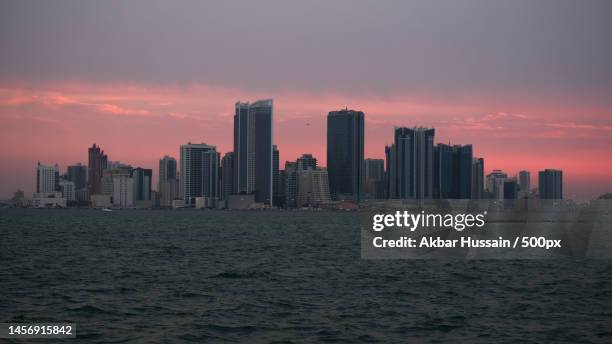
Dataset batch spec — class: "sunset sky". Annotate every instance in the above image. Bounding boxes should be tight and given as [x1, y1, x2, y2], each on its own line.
[1, 0, 611, 200]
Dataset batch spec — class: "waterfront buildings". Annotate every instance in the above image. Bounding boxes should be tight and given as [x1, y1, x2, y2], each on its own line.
[159, 156, 179, 207]
[180, 142, 219, 206]
[486, 170, 508, 200]
[364, 158, 385, 199]
[433, 143, 472, 199]
[88, 144, 108, 196]
[471, 158, 484, 199]
[36, 162, 59, 194]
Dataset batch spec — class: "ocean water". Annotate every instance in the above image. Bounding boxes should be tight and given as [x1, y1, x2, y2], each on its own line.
[1, 209, 611, 343]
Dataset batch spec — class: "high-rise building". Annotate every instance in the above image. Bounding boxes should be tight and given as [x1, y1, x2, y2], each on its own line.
[296, 168, 331, 207]
[296, 154, 317, 171]
[272, 145, 281, 206]
[327, 109, 364, 203]
[36, 162, 59, 194]
[221, 152, 235, 200]
[471, 158, 484, 199]
[433, 143, 472, 199]
[538, 169, 563, 199]
[233, 99, 274, 205]
[503, 180, 518, 200]
[387, 127, 435, 199]
[364, 159, 385, 199]
[180, 143, 220, 206]
[385, 144, 397, 199]
[284, 161, 298, 207]
[159, 156, 178, 207]
[88, 144, 108, 196]
[59, 179, 75, 202]
[112, 173, 134, 208]
[67, 163, 87, 191]
[518, 171, 531, 194]
[486, 170, 508, 200]
[132, 168, 152, 201]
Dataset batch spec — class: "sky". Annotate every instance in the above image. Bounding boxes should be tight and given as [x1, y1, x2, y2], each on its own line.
[1, 0, 611, 200]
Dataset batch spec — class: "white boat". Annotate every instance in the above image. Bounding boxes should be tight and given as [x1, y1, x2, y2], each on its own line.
[102, 208, 113, 212]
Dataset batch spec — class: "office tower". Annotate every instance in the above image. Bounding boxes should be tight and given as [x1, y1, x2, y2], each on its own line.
[88, 144, 108, 196]
[503, 180, 518, 199]
[233, 99, 274, 205]
[518, 170, 530, 193]
[180, 143, 220, 206]
[101, 165, 132, 196]
[296, 154, 317, 171]
[59, 179, 75, 202]
[387, 127, 435, 199]
[471, 158, 484, 199]
[364, 158, 385, 199]
[36, 162, 59, 193]
[67, 163, 87, 190]
[159, 156, 179, 207]
[284, 161, 298, 207]
[327, 109, 364, 203]
[385, 144, 397, 199]
[296, 168, 331, 207]
[486, 170, 508, 200]
[277, 169, 287, 207]
[273, 145, 280, 206]
[538, 169, 563, 199]
[112, 173, 134, 208]
[433, 143, 472, 199]
[221, 152, 235, 200]
[132, 168, 152, 201]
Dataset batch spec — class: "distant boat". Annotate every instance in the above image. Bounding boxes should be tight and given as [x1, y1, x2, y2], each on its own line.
[102, 208, 113, 212]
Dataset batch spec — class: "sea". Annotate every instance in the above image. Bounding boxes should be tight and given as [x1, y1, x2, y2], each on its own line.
[1, 209, 611, 343]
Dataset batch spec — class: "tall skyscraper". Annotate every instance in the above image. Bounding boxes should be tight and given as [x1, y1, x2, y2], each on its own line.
[385, 144, 397, 199]
[471, 158, 484, 199]
[233, 99, 274, 205]
[221, 152, 235, 200]
[327, 109, 364, 203]
[518, 170, 531, 193]
[36, 162, 59, 193]
[272, 145, 281, 206]
[159, 156, 179, 207]
[180, 143, 219, 205]
[388, 127, 435, 199]
[132, 167, 152, 201]
[88, 144, 108, 196]
[67, 163, 87, 191]
[504, 179, 518, 199]
[538, 169, 563, 199]
[284, 161, 298, 207]
[433, 143, 472, 199]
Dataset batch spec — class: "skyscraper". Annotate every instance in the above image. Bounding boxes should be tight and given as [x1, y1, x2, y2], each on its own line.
[518, 170, 531, 193]
[67, 163, 87, 191]
[159, 156, 179, 207]
[486, 170, 508, 200]
[471, 158, 484, 199]
[132, 167, 152, 201]
[364, 158, 385, 199]
[180, 143, 220, 206]
[388, 127, 435, 199]
[88, 144, 108, 196]
[221, 152, 235, 200]
[272, 145, 281, 206]
[327, 109, 364, 203]
[36, 162, 59, 193]
[233, 99, 274, 205]
[296, 154, 317, 171]
[433, 143, 472, 199]
[538, 169, 563, 199]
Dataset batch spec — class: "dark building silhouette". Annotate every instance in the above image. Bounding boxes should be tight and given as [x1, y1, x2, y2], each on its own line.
[327, 109, 364, 203]
[67, 163, 87, 190]
[364, 159, 385, 199]
[88, 144, 108, 196]
[387, 127, 435, 199]
[180, 143, 219, 206]
[433, 143, 472, 199]
[221, 152, 235, 200]
[296, 154, 317, 171]
[503, 180, 518, 199]
[272, 145, 281, 206]
[132, 167, 152, 201]
[539, 169, 563, 199]
[233, 99, 274, 205]
[471, 158, 484, 199]
[284, 161, 297, 207]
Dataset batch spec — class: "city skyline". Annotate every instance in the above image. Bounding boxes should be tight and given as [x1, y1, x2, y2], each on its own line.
[1, 1, 611, 200]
